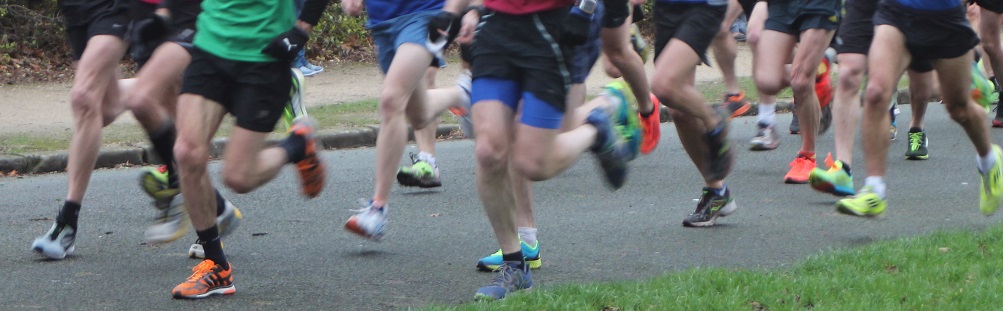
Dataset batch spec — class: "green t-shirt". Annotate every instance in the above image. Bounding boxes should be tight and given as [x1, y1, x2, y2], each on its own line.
[194, 0, 294, 62]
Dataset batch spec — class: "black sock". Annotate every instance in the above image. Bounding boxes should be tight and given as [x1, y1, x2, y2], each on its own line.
[196, 226, 228, 269]
[842, 162, 851, 176]
[148, 120, 179, 188]
[991, 76, 1000, 93]
[57, 201, 81, 230]
[640, 108, 654, 118]
[278, 132, 307, 163]
[501, 251, 526, 270]
[909, 127, 923, 133]
[215, 189, 226, 217]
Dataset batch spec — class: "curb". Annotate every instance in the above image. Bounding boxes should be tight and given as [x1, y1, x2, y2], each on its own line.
[0, 125, 462, 175]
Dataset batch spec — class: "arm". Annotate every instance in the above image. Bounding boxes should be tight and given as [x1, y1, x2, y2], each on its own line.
[343, 0, 364, 16]
[298, 0, 332, 32]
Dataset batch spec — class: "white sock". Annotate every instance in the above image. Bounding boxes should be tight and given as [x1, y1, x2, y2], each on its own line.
[864, 176, 887, 199]
[418, 151, 437, 168]
[978, 150, 998, 173]
[757, 102, 776, 126]
[517, 227, 537, 246]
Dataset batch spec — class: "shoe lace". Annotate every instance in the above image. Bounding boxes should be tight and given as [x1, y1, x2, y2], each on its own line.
[490, 264, 524, 290]
[407, 152, 420, 164]
[908, 132, 923, 151]
[690, 190, 714, 216]
[186, 260, 216, 282]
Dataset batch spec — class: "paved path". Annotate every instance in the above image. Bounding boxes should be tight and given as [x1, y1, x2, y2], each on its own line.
[2, 106, 1001, 310]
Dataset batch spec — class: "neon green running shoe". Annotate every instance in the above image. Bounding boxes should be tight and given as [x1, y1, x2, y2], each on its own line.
[809, 154, 854, 197]
[138, 165, 179, 210]
[476, 240, 542, 272]
[603, 79, 642, 160]
[282, 68, 308, 131]
[396, 153, 441, 188]
[979, 145, 1003, 216]
[972, 61, 995, 113]
[835, 186, 886, 217]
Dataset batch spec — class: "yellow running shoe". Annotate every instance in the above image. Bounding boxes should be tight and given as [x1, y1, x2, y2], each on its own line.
[979, 145, 1003, 216]
[835, 186, 886, 217]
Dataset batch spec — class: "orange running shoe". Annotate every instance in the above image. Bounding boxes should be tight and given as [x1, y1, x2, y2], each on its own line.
[289, 118, 327, 198]
[815, 57, 833, 109]
[784, 153, 816, 184]
[171, 259, 235, 299]
[724, 91, 752, 119]
[639, 93, 661, 155]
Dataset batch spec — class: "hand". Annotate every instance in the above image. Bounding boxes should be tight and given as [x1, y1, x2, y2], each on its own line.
[130, 14, 171, 45]
[629, 0, 645, 5]
[343, 0, 364, 16]
[261, 26, 309, 63]
[427, 11, 459, 53]
[456, 9, 480, 45]
[560, 9, 592, 46]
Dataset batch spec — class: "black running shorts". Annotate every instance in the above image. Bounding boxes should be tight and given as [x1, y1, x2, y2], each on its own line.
[61, 0, 130, 60]
[653, 2, 726, 65]
[835, 0, 877, 55]
[874, 0, 979, 72]
[764, 0, 840, 34]
[130, 0, 201, 68]
[181, 48, 293, 133]
[974, 0, 1003, 13]
[603, 0, 631, 28]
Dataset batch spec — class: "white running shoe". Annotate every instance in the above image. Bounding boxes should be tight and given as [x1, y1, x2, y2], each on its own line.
[32, 222, 76, 260]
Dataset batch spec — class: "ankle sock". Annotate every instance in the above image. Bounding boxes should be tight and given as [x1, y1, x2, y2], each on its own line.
[757, 102, 776, 125]
[978, 150, 998, 173]
[909, 127, 923, 133]
[417, 152, 437, 168]
[864, 176, 887, 199]
[196, 226, 228, 269]
[501, 251, 526, 270]
[517, 227, 537, 246]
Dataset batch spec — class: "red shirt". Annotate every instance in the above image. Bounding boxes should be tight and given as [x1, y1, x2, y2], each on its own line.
[485, 0, 574, 14]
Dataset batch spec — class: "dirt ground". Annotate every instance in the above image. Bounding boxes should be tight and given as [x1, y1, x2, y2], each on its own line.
[0, 45, 754, 136]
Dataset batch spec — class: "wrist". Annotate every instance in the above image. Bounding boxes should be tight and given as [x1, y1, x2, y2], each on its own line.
[465, 5, 486, 16]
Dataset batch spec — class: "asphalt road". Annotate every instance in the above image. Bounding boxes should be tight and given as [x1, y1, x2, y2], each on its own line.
[2, 107, 1002, 310]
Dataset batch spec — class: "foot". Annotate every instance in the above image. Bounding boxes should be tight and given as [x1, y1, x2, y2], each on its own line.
[31, 222, 76, 260]
[138, 165, 178, 210]
[305, 61, 324, 73]
[144, 195, 191, 244]
[993, 103, 1003, 128]
[682, 187, 738, 227]
[629, 24, 650, 63]
[397, 153, 442, 188]
[818, 104, 833, 134]
[603, 79, 643, 159]
[586, 107, 631, 190]
[890, 102, 899, 140]
[289, 118, 326, 198]
[282, 68, 308, 130]
[789, 108, 800, 134]
[171, 259, 235, 299]
[344, 200, 388, 241]
[979, 145, 1003, 216]
[449, 69, 475, 138]
[639, 93, 661, 155]
[723, 91, 752, 119]
[476, 240, 542, 272]
[904, 130, 929, 160]
[784, 153, 816, 184]
[187, 200, 241, 259]
[474, 261, 533, 301]
[749, 122, 780, 151]
[808, 155, 854, 197]
[836, 186, 886, 217]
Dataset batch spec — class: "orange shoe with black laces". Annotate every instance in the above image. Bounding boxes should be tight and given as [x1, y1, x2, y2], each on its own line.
[724, 91, 752, 119]
[639, 93, 661, 155]
[171, 259, 235, 299]
[784, 152, 817, 184]
[289, 118, 327, 198]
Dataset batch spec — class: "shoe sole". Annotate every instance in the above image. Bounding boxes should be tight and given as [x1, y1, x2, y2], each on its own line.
[477, 258, 542, 272]
[172, 285, 236, 299]
[808, 178, 854, 197]
[32, 244, 75, 260]
[728, 103, 751, 119]
[344, 218, 383, 241]
[905, 154, 929, 160]
[749, 142, 779, 151]
[145, 217, 192, 245]
[395, 172, 442, 188]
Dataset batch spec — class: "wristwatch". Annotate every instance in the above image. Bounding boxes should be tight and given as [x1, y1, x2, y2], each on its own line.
[576, 0, 598, 14]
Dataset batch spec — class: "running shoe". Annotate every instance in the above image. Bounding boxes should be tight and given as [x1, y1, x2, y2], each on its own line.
[784, 153, 816, 184]
[905, 130, 929, 160]
[474, 261, 533, 301]
[603, 80, 643, 159]
[450, 69, 474, 138]
[396, 153, 442, 188]
[972, 61, 995, 112]
[979, 145, 1003, 216]
[704, 108, 734, 181]
[816, 56, 834, 110]
[586, 107, 631, 189]
[305, 61, 325, 74]
[682, 187, 738, 227]
[630, 24, 651, 63]
[139, 165, 178, 210]
[31, 222, 76, 260]
[171, 259, 235, 299]
[289, 118, 326, 198]
[835, 186, 886, 217]
[890, 100, 899, 140]
[476, 240, 542, 272]
[186, 199, 241, 259]
[819, 103, 833, 134]
[282, 68, 308, 130]
[789, 107, 800, 134]
[724, 91, 751, 119]
[344, 200, 388, 241]
[749, 122, 780, 151]
[808, 154, 854, 197]
[992, 104, 1003, 128]
[144, 195, 191, 244]
[639, 93, 661, 155]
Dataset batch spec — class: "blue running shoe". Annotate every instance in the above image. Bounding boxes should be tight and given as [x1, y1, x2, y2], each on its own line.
[474, 261, 533, 301]
[476, 241, 542, 272]
[586, 108, 631, 189]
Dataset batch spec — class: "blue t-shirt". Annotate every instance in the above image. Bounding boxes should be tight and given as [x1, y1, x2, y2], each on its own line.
[365, 0, 444, 26]
[893, 0, 960, 11]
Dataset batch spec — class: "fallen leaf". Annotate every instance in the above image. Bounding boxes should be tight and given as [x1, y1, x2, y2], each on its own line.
[939, 247, 950, 253]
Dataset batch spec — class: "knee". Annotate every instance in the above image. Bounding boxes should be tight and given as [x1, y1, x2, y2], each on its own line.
[754, 73, 784, 95]
[70, 87, 101, 119]
[378, 92, 407, 122]
[837, 66, 866, 92]
[513, 155, 547, 181]
[789, 72, 815, 95]
[944, 97, 975, 124]
[223, 171, 254, 194]
[475, 137, 509, 175]
[747, 30, 761, 48]
[984, 39, 1001, 56]
[862, 84, 893, 111]
[173, 137, 208, 171]
[650, 79, 683, 106]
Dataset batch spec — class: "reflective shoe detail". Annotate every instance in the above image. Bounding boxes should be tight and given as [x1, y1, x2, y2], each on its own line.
[979, 145, 1003, 216]
[724, 91, 752, 119]
[476, 241, 542, 272]
[282, 68, 308, 130]
[344, 200, 388, 241]
[144, 195, 191, 245]
[682, 187, 738, 227]
[396, 153, 442, 188]
[809, 154, 854, 197]
[586, 107, 631, 190]
[639, 93, 661, 155]
[749, 122, 780, 151]
[289, 118, 326, 198]
[171, 259, 235, 299]
[31, 222, 76, 260]
[474, 262, 533, 301]
[785, 153, 816, 184]
[905, 130, 929, 160]
[836, 186, 886, 217]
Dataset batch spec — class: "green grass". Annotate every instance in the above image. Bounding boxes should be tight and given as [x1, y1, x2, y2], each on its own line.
[425, 225, 1003, 311]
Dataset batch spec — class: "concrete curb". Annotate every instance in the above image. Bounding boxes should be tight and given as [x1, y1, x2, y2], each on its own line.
[0, 125, 463, 175]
